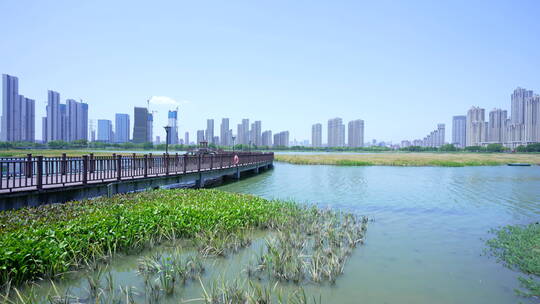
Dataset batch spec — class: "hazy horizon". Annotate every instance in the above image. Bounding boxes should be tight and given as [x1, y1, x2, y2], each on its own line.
[1, 0, 539, 143]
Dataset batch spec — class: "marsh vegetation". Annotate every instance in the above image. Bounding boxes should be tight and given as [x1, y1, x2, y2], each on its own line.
[0, 189, 369, 303]
[486, 223, 540, 298]
[275, 152, 540, 167]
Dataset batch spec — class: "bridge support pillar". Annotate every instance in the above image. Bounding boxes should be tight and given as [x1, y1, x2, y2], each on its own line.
[233, 167, 241, 180]
[195, 173, 205, 188]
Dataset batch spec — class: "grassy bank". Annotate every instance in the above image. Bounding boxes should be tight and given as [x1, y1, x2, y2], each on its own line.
[487, 223, 540, 298]
[0, 189, 300, 285]
[275, 152, 540, 167]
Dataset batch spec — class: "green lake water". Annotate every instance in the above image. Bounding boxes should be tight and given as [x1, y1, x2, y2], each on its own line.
[17, 163, 540, 303]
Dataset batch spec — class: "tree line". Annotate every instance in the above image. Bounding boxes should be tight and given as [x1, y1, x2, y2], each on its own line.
[1, 140, 539, 153]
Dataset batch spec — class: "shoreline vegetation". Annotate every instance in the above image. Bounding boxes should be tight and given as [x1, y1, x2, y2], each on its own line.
[275, 153, 540, 167]
[487, 223, 540, 298]
[0, 189, 368, 303]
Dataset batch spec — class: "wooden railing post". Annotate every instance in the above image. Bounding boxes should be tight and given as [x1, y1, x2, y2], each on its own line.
[144, 154, 148, 177]
[116, 155, 122, 181]
[82, 155, 88, 184]
[149, 153, 153, 169]
[220, 154, 223, 168]
[210, 155, 213, 170]
[175, 153, 179, 173]
[26, 154, 32, 178]
[183, 154, 188, 173]
[164, 153, 169, 175]
[36, 156, 43, 190]
[61, 153, 67, 175]
[198, 154, 202, 172]
[89, 153, 95, 173]
[132, 153, 136, 174]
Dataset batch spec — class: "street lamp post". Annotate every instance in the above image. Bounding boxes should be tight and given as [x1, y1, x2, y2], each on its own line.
[232, 136, 236, 152]
[164, 126, 171, 154]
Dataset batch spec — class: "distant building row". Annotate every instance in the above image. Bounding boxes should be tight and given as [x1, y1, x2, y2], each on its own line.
[195, 118, 289, 147]
[311, 118, 364, 147]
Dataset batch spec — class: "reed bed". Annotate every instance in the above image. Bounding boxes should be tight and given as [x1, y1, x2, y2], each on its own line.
[275, 152, 540, 167]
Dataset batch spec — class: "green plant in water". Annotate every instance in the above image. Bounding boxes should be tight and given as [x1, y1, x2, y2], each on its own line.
[486, 222, 540, 298]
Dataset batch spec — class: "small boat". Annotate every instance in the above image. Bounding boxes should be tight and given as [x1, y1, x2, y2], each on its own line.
[507, 163, 532, 166]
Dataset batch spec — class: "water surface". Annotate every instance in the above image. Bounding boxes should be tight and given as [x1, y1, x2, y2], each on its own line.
[218, 163, 540, 303]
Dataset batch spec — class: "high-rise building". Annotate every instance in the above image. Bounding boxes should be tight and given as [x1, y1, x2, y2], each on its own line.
[524, 95, 540, 143]
[97, 119, 113, 142]
[42, 117, 47, 143]
[452, 115, 466, 148]
[236, 124, 243, 145]
[185, 132, 189, 145]
[347, 119, 364, 147]
[437, 124, 445, 146]
[273, 131, 289, 147]
[206, 119, 214, 144]
[197, 130, 205, 144]
[251, 121, 262, 146]
[488, 109, 507, 143]
[0, 74, 36, 142]
[133, 107, 149, 143]
[45, 90, 61, 142]
[147, 113, 153, 143]
[66, 99, 88, 142]
[1, 74, 35, 142]
[239, 119, 249, 145]
[262, 130, 272, 147]
[59, 104, 68, 141]
[311, 123, 322, 148]
[220, 118, 230, 146]
[115, 113, 130, 143]
[511, 87, 533, 125]
[1, 74, 18, 141]
[167, 110, 179, 144]
[328, 118, 345, 147]
[466, 106, 485, 146]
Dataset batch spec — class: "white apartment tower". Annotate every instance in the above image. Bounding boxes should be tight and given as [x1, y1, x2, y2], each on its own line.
[466, 106, 485, 146]
[348, 119, 364, 147]
[206, 119, 214, 144]
[311, 123, 322, 147]
[328, 118, 345, 147]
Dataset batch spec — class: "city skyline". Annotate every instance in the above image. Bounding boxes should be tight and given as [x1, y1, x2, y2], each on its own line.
[2, 1, 539, 143]
[2, 72, 540, 148]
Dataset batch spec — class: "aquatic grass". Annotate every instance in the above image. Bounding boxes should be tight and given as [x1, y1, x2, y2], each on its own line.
[275, 152, 540, 167]
[0, 189, 302, 286]
[196, 278, 322, 304]
[486, 222, 540, 298]
[247, 208, 368, 285]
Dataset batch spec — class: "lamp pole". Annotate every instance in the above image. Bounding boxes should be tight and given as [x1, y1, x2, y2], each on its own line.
[232, 136, 236, 152]
[164, 126, 171, 154]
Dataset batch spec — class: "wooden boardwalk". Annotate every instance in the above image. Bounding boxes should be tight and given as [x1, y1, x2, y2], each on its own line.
[0, 152, 273, 194]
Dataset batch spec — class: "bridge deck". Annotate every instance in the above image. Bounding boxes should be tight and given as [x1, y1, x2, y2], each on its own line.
[0, 152, 273, 195]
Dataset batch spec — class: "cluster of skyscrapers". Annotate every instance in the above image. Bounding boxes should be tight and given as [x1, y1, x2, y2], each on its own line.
[195, 118, 289, 147]
[1, 74, 89, 143]
[1, 74, 35, 142]
[452, 87, 540, 148]
[311, 118, 364, 147]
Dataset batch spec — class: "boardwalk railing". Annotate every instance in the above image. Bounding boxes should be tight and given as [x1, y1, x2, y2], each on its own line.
[0, 152, 273, 193]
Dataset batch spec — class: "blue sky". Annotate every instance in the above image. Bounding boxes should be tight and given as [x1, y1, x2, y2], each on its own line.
[1, 0, 539, 143]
